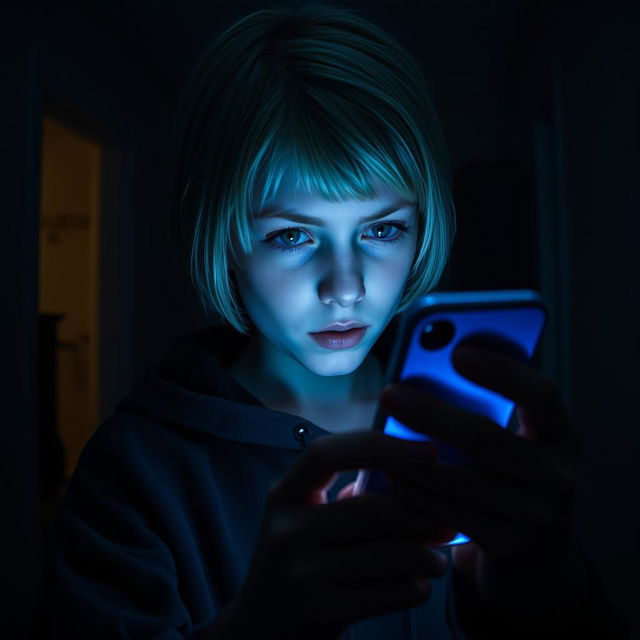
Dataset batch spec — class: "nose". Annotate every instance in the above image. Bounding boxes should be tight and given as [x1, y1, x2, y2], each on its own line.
[317, 255, 365, 307]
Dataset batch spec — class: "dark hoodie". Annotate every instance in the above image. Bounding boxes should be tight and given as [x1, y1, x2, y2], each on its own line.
[35, 322, 462, 639]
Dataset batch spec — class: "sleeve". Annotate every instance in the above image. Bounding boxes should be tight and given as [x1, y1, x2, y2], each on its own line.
[34, 420, 201, 639]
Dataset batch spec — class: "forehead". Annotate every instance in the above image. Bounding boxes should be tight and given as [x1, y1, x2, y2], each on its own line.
[260, 173, 412, 221]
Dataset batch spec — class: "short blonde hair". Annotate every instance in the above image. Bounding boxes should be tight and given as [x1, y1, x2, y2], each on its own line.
[171, 3, 456, 334]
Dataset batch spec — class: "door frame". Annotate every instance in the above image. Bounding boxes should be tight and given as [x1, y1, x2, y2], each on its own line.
[1, 35, 135, 637]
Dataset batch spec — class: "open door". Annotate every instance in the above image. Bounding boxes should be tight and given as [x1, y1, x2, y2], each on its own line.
[37, 115, 102, 530]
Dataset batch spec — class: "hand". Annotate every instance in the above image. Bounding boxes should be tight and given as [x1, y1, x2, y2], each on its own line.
[228, 430, 454, 640]
[375, 343, 590, 622]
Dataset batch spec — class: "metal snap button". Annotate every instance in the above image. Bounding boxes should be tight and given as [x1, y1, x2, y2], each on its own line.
[293, 423, 310, 443]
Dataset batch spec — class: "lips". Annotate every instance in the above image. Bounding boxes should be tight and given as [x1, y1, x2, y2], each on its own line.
[309, 327, 368, 350]
[312, 321, 368, 333]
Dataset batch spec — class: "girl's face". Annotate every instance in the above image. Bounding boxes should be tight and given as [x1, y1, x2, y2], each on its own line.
[231, 175, 418, 377]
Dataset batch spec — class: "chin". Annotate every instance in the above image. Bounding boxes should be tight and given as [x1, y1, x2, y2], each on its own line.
[305, 350, 370, 377]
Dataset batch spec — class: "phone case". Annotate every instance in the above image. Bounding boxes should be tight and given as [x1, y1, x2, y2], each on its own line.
[353, 289, 548, 546]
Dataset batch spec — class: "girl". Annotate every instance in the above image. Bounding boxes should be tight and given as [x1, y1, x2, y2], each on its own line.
[36, 4, 625, 639]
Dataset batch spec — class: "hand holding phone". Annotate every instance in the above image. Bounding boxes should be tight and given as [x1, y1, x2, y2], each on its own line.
[353, 290, 548, 546]
[346, 289, 590, 625]
[225, 430, 452, 639]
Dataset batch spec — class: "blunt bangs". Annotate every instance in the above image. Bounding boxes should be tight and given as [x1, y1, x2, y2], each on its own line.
[172, 3, 456, 334]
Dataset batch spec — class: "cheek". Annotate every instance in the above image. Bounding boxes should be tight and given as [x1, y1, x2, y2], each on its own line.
[236, 257, 309, 311]
[366, 244, 415, 290]
[236, 237, 416, 310]
[369, 261, 410, 289]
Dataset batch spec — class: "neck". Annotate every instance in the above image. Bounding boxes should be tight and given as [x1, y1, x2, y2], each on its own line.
[229, 335, 383, 411]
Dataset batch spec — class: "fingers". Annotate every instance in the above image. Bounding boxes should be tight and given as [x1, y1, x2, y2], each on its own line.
[289, 538, 448, 586]
[380, 385, 555, 493]
[306, 574, 432, 628]
[385, 478, 524, 559]
[269, 431, 437, 505]
[452, 344, 580, 452]
[388, 464, 574, 560]
[241, 504, 443, 638]
[392, 460, 573, 529]
[268, 490, 448, 547]
[291, 540, 444, 627]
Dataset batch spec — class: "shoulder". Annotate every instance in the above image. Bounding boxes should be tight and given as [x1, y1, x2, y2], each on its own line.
[81, 409, 196, 463]
[62, 409, 209, 509]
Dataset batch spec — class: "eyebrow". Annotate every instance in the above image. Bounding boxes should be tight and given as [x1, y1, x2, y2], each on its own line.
[254, 200, 414, 225]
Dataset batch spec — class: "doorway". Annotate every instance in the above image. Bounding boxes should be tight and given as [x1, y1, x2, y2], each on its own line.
[38, 115, 102, 530]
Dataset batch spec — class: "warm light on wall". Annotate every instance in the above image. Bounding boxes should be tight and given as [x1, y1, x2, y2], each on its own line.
[38, 115, 102, 488]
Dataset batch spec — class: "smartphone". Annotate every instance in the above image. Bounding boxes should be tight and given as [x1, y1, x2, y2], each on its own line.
[352, 289, 548, 546]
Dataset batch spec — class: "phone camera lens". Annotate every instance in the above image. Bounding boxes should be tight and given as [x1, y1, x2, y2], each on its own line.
[420, 320, 455, 350]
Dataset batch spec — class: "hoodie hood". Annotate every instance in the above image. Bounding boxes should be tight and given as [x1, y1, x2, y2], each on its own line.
[117, 323, 333, 451]
[117, 319, 400, 451]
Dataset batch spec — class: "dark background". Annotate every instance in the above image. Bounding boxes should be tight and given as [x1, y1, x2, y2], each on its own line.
[1, 0, 638, 637]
